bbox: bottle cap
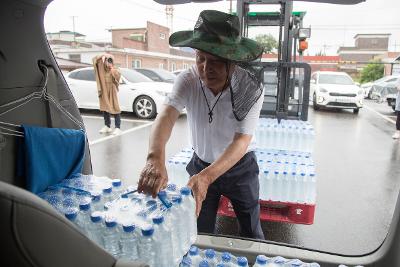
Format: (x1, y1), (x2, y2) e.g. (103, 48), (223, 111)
(199, 260), (209, 267)
(180, 187), (191, 196)
(237, 257), (248, 266)
(90, 211), (103, 222)
(172, 195), (182, 204)
(122, 224), (135, 232)
(112, 179), (122, 187)
(105, 217), (117, 227)
(205, 249), (215, 259)
(188, 246), (199, 256)
(256, 255), (268, 264)
(152, 215), (164, 224)
(103, 187), (112, 194)
(167, 184), (177, 191)
(146, 200), (157, 207)
(79, 202), (91, 211)
(141, 226), (154, 236)
(273, 256), (286, 264)
(221, 252), (231, 262)
(64, 210), (78, 220)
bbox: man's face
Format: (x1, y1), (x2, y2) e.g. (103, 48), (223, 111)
(196, 50), (230, 91)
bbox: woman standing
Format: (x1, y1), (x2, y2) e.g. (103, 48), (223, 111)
(93, 54), (122, 135)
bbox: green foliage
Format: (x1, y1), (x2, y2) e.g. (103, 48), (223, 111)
(254, 34), (278, 53)
(360, 61), (384, 84)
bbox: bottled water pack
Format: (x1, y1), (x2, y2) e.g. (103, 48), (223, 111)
(255, 149), (316, 204)
(180, 246), (249, 267)
(39, 175), (197, 267)
(255, 118), (315, 153)
(252, 255), (320, 267)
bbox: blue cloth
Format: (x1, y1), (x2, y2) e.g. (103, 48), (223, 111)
(17, 125), (86, 194)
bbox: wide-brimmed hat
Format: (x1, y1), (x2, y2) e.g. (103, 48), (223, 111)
(169, 10), (264, 62)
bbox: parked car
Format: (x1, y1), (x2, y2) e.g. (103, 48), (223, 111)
(173, 69), (186, 76)
(65, 67), (173, 119)
(310, 71), (364, 113)
(135, 68), (176, 83)
(369, 76), (400, 102)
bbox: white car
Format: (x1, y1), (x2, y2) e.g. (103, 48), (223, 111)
(310, 71), (364, 114)
(65, 67), (173, 119)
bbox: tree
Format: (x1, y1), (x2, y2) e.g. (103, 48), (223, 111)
(254, 34), (278, 53)
(360, 61), (384, 84)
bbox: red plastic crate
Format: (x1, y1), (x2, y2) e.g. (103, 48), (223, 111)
(217, 196), (315, 225)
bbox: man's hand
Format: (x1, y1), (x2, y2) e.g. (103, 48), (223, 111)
(187, 173), (213, 217)
(138, 158), (168, 198)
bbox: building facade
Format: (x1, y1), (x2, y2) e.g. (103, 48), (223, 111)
(48, 22), (195, 73)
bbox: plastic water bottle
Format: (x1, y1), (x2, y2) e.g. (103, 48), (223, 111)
(271, 256), (288, 266)
(152, 215), (174, 267)
(76, 201), (91, 234)
(112, 179), (123, 198)
(139, 226), (156, 267)
(88, 211), (104, 246)
(119, 224), (139, 261)
(91, 191), (103, 211)
(204, 249), (217, 266)
(102, 186), (113, 204)
(102, 217), (120, 256)
(180, 187), (197, 244)
(187, 246), (203, 266)
(237, 257), (249, 267)
(172, 195), (187, 255)
(253, 255), (269, 266)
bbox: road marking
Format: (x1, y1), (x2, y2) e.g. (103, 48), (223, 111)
(364, 105), (396, 124)
(81, 114), (152, 123)
(89, 122), (153, 145)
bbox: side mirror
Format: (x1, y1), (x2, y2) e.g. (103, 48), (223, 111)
(310, 79), (316, 84)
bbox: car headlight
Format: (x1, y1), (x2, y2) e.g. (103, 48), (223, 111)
(319, 87), (328, 93)
(156, 90), (169, 97)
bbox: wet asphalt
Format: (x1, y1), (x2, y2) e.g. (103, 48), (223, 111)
(81, 100), (400, 256)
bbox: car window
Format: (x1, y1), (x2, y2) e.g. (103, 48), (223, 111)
(44, 0), (400, 261)
(152, 69), (176, 81)
(74, 69), (96, 81)
(318, 74), (354, 85)
(136, 69), (162, 81)
(119, 68), (153, 83)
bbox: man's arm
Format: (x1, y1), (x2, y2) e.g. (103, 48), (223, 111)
(187, 132), (252, 215)
(138, 105), (180, 197)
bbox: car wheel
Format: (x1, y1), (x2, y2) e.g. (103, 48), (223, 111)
(353, 108), (360, 114)
(313, 93), (320, 110)
(133, 95), (156, 119)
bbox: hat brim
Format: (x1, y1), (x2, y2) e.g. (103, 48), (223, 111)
(169, 30), (264, 62)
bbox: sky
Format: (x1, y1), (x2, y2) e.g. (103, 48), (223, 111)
(44, 0), (400, 55)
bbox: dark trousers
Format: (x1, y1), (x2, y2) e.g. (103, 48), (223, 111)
(103, 112), (121, 128)
(186, 151), (264, 239)
(396, 111), (400, 131)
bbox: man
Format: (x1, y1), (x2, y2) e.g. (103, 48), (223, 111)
(93, 54), (122, 135)
(138, 10), (265, 239)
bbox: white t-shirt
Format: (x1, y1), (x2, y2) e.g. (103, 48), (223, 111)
(165, 65), (264, 163)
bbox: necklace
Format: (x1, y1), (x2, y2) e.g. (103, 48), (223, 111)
(199, 78), (223, 123)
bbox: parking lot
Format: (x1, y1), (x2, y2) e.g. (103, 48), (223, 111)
(82, 99), (399, 255)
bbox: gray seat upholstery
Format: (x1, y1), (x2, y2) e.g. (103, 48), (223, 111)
(0, 181), (148, 267)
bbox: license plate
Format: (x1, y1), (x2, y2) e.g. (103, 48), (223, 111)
(336, 97), (353, 103)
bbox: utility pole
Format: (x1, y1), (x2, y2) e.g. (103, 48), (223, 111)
(166, 5), (174, 34)
(71, 16), (78, 45)
(229, 0), (232, 14)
